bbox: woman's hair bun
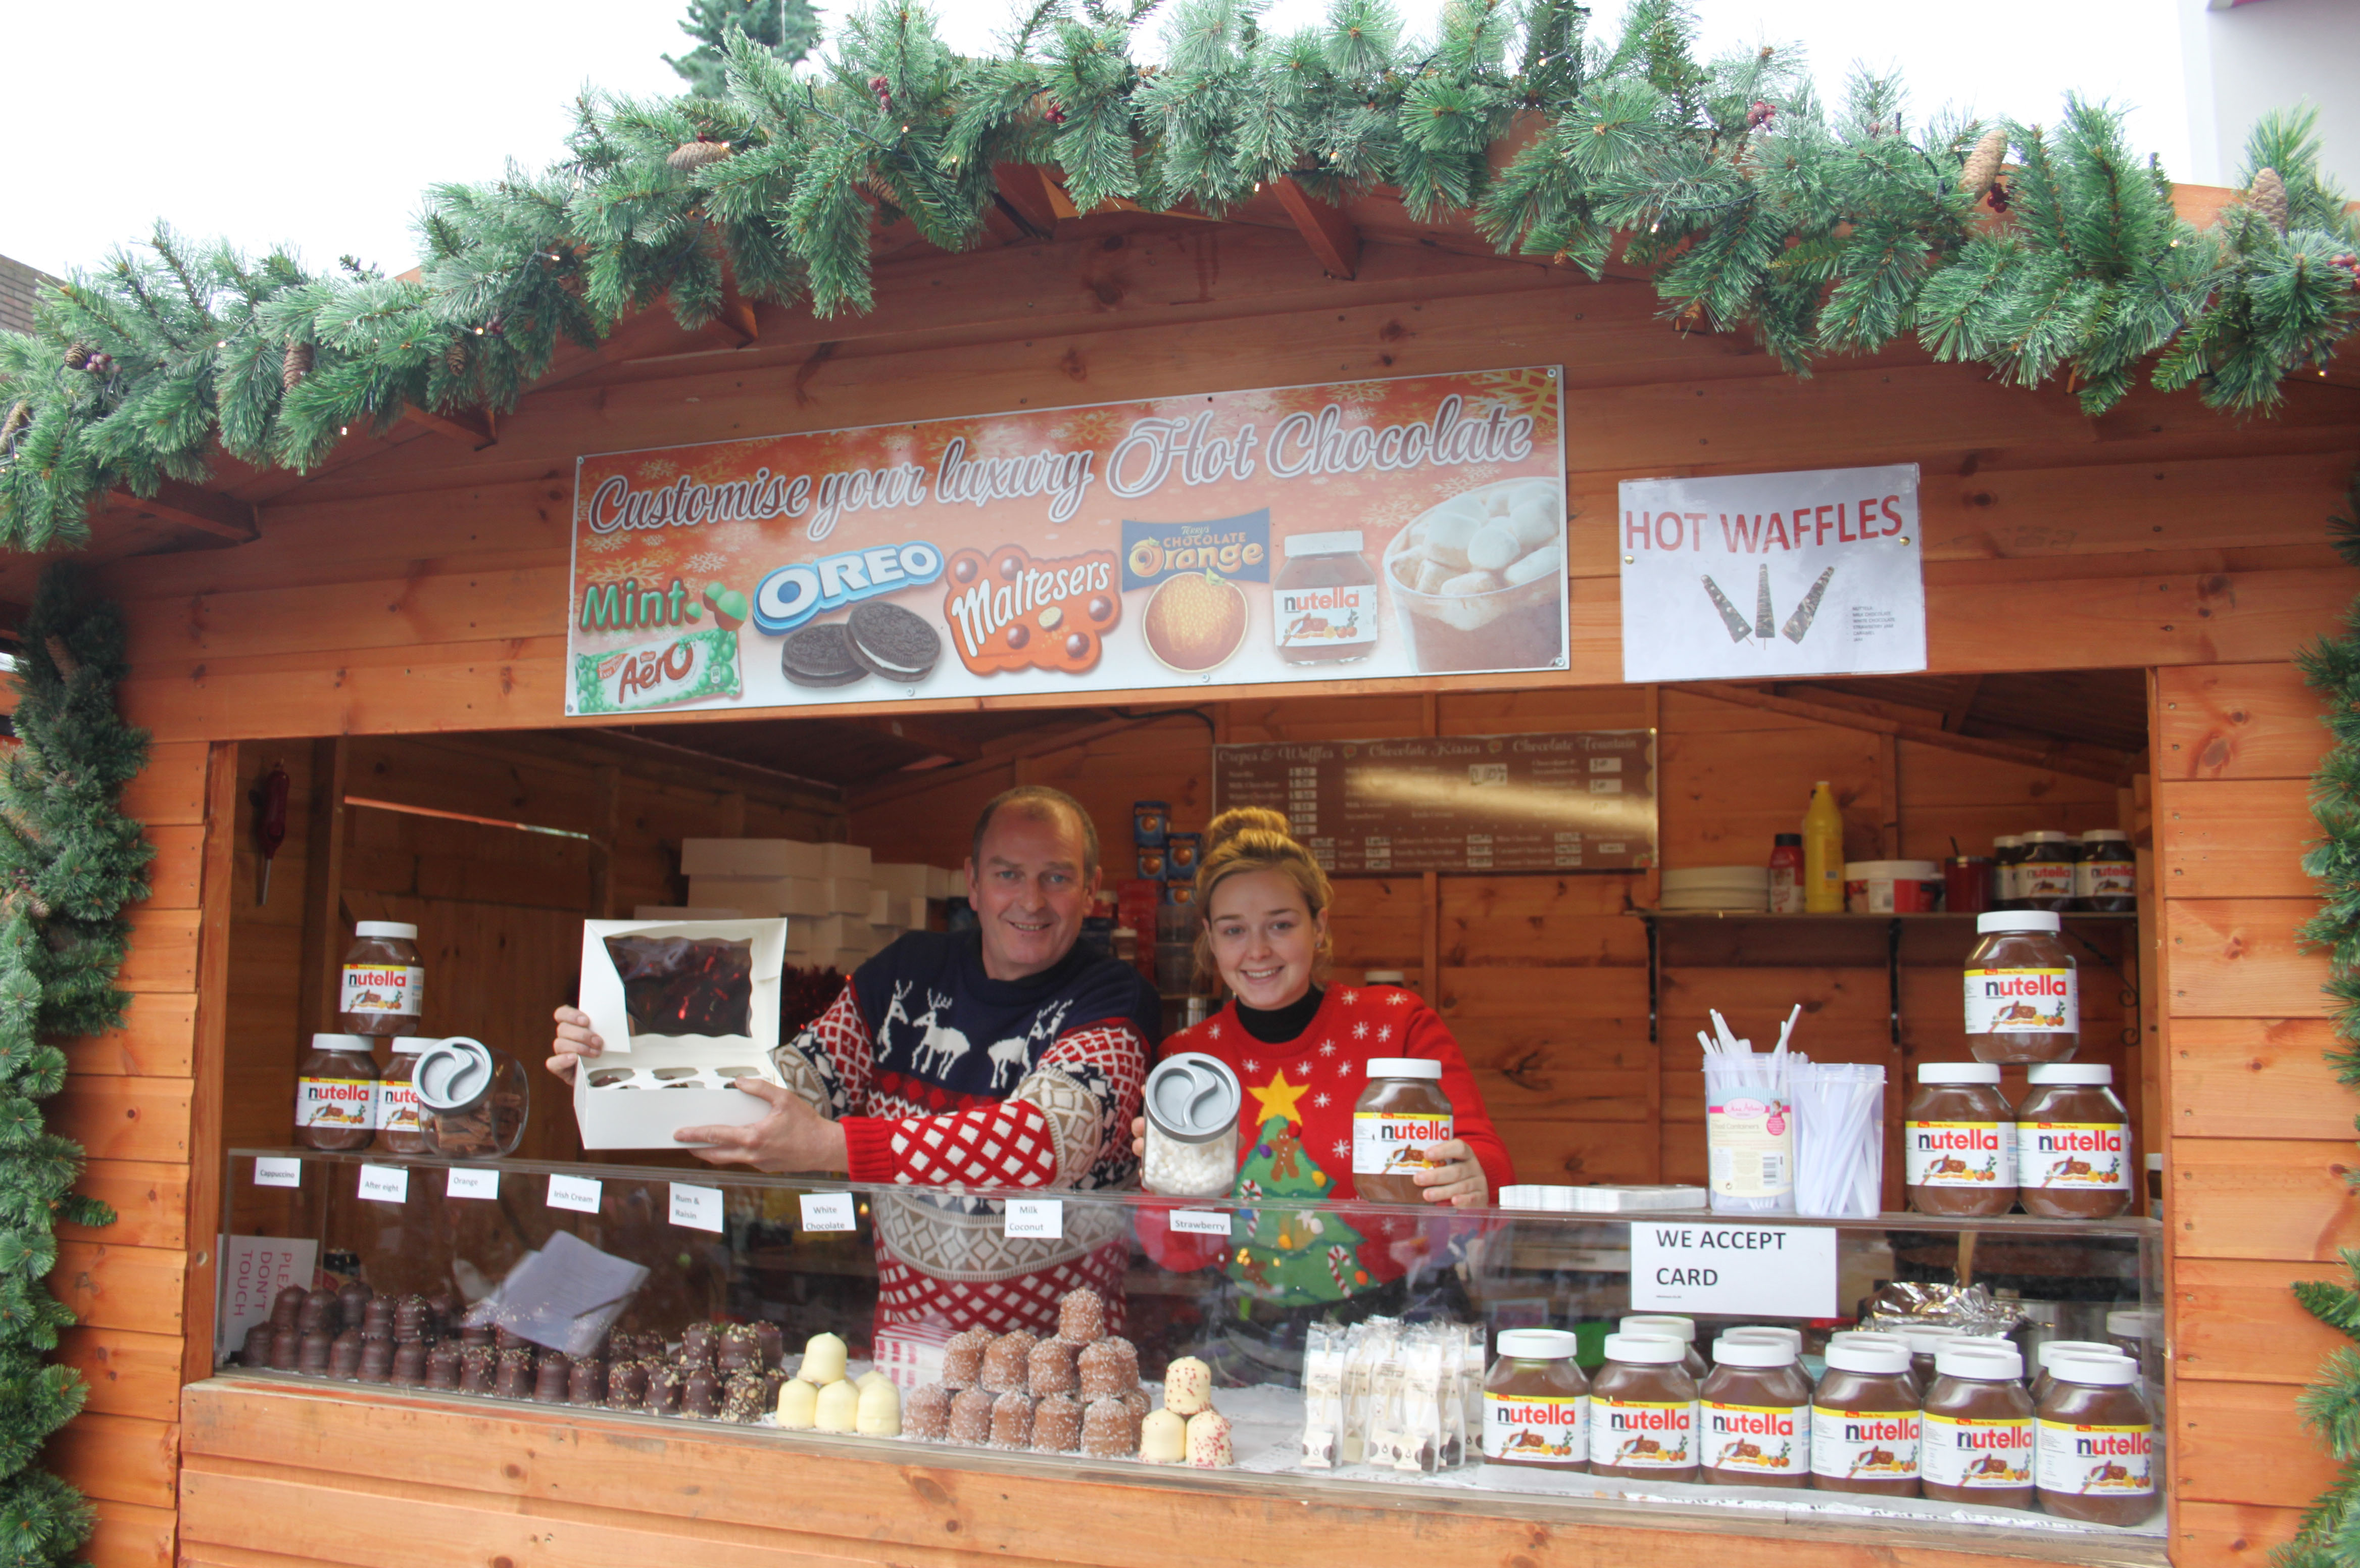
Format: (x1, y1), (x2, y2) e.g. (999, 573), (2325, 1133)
(1203, 806), (1293, 858)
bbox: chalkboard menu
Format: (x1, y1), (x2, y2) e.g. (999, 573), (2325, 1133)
(1212, 731), (1656, 874)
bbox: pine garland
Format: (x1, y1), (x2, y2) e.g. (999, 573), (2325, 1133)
(0, 565), (152, 1568)
(0, 0), (2350, 551)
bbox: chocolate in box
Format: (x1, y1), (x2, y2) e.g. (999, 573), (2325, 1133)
(574, 917), (788, 1149)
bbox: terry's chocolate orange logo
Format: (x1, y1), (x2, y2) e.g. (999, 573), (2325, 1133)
(943, 546), (1119, 675)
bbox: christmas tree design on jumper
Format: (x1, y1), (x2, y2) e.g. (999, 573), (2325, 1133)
(1232, 1070), (1370, 1304)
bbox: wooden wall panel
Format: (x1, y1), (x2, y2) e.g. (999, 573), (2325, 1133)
(2172, 1017), (2353, 1141)
(56, 1327), (185, 1423)
(2174, 1503), (2308, 1568)
(2176, 1380), (2341, 1508)
(2175, 1257), (2353, 1385)
(2166, 897), (2327, 1017)
(46, 1412), (180, 1510)
(2156, 663), (2333, 781)
(2158, 779), (2314, 899)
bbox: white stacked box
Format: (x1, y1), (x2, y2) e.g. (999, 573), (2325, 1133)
(823, 876), (872, 915)
(868, 889), (894, 925)
(927, 866), (962, 900)
(871, 863), (930, 901)
(819, 842), (871, 879)
(831, 948), (873, 972)
(785, 914), (848, 955)
(632, 904), (746, 920)
(680, 839), (825, 879)
(687, 875), (829, 917)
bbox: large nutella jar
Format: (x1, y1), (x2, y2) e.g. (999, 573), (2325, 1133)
(1588, 1333), (1698, 1481)
(2030, 1342), (2129, 1404)
(1827, 1331), (1919, 1395)
(1481, 1329), (1588, 1471)
(1273, 530), (1379, 665)
(2075, 830), (2136, 913)
(1351, 1058), (1452, 1204)
(2036, 1354), (2157, 1526)
(374, 1037), (431, 1154)
(1811, 1339), (1921, 1496)
(340, 921), (425, 1036)
(2017, 831), (2078, 912)
(1964, 911), (2078, 1065)
(1922, 1343), (2036, 1509)
(2016, 1065), (2132, 1218)
(1620, 1314), (1708, 1380)
(1700, 1337), (1810, 1488)
(294, 1033), (379, 1151)
(1904, 1063), (2018, 1215)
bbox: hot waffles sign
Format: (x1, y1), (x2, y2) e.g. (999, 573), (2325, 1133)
(565, 369), (1567, 715)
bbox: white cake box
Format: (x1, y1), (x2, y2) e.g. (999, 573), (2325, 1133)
(823, 876), (871, 915)
(690, 874), (829, 918)
(819, 842), (871, 879)
(631, 904), (745, 920)
(871, 862), (930, 900)
(680, 838), (825, 879)
(575, 917), (787, 1150)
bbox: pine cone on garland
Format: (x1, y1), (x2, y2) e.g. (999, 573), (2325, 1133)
(282, 340), (313, 391)
(667, 137), (732, 173)
(2249, 166), (2289, 233)
(446, 336), (467, 374)
(1960, 128), (2009, 203)
(63, 345), (89, 370)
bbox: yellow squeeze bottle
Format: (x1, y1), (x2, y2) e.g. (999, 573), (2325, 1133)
(1802, 780), (1845, 913)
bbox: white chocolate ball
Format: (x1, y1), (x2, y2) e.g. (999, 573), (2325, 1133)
(1162, 1357), (1213, 1418)
(799, 1332), (849, 1386)
(814, 1377), (860, 1433)
(857, 1368), (891, 1393)
(855, 1377), (902, 1436)
(1140, 1408), (1187, 1464)
(775, 1377), (819, 1429)
(1465, 523), (1520, 573)
(1186, 1409), (1234, 1468)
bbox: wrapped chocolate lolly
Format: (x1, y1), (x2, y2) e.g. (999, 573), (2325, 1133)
(603, 936), (754, 1036)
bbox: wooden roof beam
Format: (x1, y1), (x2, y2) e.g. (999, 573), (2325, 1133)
(1272, 178), (1362, 279)
(856, 714), (987, 763)
(1684, 680), (2136, 786)
(103, 477), (257, 543)
(403, 403), (498, 450)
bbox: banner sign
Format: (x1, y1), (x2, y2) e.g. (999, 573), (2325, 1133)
(565, 368), (1567, 716)
(1616, 465), (1925, 684)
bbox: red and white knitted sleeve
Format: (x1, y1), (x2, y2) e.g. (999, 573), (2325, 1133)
(768, 978), (875, 1116)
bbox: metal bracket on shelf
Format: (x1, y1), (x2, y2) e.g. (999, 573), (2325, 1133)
(1645, 910), (1659, 1045)
(1887, 917), (1903, 1048)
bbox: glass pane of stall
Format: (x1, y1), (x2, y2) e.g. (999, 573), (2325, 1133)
(221, 1150), (2164, 1543)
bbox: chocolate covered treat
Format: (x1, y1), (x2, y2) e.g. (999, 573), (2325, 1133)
(1162, 1356), (1213, 1417)
(1058, 1288), (1107, 1345)
(645, 1365), (684, 1415)
(240, 1323), (275, 1367)
(330, 1330), (365, 1380)
(336, 1281), (373, 1333)
(391, 1341), (428, 1388)
(679, 1322), (717, 1365)
(1032, 1392), (1083, 1453)
(753, 1322), (784, 1371)
(722, 1370), (769, 1424)
(990, 1391), (1035, 1450)
(606, 1359), (650, 1410)
(682, 1366), (723, 1418)
(762, 1367), (791, 1408)
(942, 1328), (991, 1390)
(298, 1289), (338, 1335)
(568, 1357), (607, 1406)
(1080, 1396), (1138, 1458)
(270, 1327), (301, 1371)
(424, 1292), (458, 1339)
(1078, 1337), (1139, 1400)
(460, 1319), (495, 1348)
(496, 1325), (530, 1352)
(1116, 1387), (1150, 1426)
(299, 1329), (334, 1376)
(947, 1388), (995, 1446)
(395, 1294), (432, 1344)
(459, 1344), (496, 1393)
(906, 1382), (952, 1441)
(426, 1343), (462, 1390)
(271, 1284), (308, 1331)
(982, 1331), (1039, 1395)
(717, 1324), (760, 1376)
(495, 1347), (534, 1399)
(527, 1352), (567, 1402)
(1186, 1409), (1234, 1468)
(1028, 1336), (1080, 1397)
(359, 1338), (395, 1385)
(363, 1297), (397, 1342)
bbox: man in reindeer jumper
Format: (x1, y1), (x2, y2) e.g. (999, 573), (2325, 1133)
(548, 785), (1159, 1339)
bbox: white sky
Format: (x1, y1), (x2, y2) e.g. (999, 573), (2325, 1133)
(0, 1), (2188, 283)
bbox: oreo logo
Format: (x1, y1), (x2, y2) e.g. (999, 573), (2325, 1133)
(753, 543), (945, 634)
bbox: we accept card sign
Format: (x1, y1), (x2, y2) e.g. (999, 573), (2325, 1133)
(1617, 465), (1926, 684)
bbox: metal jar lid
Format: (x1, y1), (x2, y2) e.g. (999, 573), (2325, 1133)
(1143, 1052), (1241, 1146)
(413, 1037), (495, 1113)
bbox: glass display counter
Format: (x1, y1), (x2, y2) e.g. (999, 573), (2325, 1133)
(218, 1149), (2164, 1544)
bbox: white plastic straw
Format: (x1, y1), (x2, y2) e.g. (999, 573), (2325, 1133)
(1790, 1061), (1886, 1217)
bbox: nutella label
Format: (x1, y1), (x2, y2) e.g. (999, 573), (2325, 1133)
(1275, 582), (1376, 649)
(1810, 1407), (1921, 1483)
(2018, 856), (2075, 901)
(1590, 1398), (1696, 1470)
(2074, 857), (2135, 901)
(1963, 967), (2076, 1035)
(340, 963), (425, 1018)
(2035, 1419), (2154, 1496)
(1705, 1096), (1792, 1198)
(377, 1079), (420, 1137)
(2019, 1121), (2131, 1191)
(1702, 1401), (1807, 1477)
(1352, 1110), (1452, 1180)
(1923, 1412), (2034, 1488)
(296, 1076), (377, 1132)
(1482, 1392), (1586, 1463)
(1904, 1121), (2018, 1188)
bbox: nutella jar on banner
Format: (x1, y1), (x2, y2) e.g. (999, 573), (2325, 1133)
(1273, 531), (1378, 665)
(1588, 1334), (1698, 1481)
(1904, 1063), (2017, 1216)
(2016, 1064), (2132, 1219)
(340, 921), (425, 1036)
(2036, 1354), (2157, 1526)
(1351, 1058), (1452, 1204)
(1699, 1337), (1811, 1488)
(1963, 911), (2078, 1065)
(1481, 1329), (1588, 1471)
(2076, 829), (2137, 912)
(1810, 1339), (1921, 1496)
(1921, 1344), (2036, 1510)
